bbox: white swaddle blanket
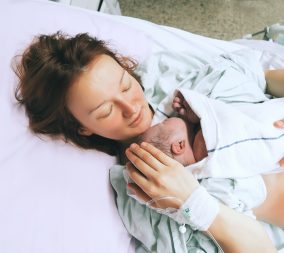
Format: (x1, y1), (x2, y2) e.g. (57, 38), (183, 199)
(177, 88), (284, 179)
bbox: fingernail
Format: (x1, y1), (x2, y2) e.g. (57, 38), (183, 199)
(141, 142), (147, 147)
(130, 143), (138, 149)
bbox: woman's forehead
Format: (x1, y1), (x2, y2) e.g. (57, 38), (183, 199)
(67, 55), (123, 111)
(81, 55), (122, 85)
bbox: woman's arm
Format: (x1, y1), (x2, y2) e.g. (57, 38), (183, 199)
(126, 142), (277, 253)
(265, 69), (284, 97)
(209, 204), (276, 253)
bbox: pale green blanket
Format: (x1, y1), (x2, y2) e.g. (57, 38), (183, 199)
(111, 165), (219, 253)
(110, 49), (283, 252)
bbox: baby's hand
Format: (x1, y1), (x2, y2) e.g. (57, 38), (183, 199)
(172, 91), (199, 123)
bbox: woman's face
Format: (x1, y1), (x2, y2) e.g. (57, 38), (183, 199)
(67, 54), (153, 141)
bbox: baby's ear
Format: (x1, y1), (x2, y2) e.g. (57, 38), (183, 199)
(171, 140), (186, 155)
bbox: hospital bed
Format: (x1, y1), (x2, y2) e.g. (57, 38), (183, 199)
(0, 0), (283, 252)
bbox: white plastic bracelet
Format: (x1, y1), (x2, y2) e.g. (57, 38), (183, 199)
(171, 186), (220, 231)
(124, 167), (219, 231)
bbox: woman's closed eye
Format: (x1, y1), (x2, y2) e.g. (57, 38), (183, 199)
(97, 104), (113, 119)
(121, 75), (132, 92)
(122, 83), (131, 92)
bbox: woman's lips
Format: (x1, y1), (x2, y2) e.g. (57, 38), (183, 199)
(129, 108), (143, 127)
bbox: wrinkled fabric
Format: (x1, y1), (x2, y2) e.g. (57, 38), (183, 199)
(111, 165), (220, 253)
(175, 89), (284, 178)
(110, 49), (281, 252)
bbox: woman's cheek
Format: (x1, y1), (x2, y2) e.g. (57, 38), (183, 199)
(106, 115), (123, 130)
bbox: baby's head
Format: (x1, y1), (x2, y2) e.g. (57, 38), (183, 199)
(136, 117), (196, 166)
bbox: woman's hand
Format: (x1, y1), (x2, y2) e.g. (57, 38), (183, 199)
(274, 119), (284, 166)
(125, 143), (277, 253)
(125, 142), (199, 209)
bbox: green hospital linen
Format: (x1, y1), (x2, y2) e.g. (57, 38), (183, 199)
(110, 165), (219, 253)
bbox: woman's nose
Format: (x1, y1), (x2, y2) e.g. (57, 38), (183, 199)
(121, 101), (137, 118)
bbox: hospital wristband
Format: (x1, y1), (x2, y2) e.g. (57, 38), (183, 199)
(175, 186), (220, 231)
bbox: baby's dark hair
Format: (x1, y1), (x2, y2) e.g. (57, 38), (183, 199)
(14, 31), (139, 155)
(135, 127), (173, 158)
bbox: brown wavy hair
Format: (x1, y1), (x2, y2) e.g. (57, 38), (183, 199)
(14, 31), (140, 155)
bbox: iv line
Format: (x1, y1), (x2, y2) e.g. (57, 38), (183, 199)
(146, 196), (224, 253)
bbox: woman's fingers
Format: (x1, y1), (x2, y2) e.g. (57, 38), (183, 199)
(126, 162), (150, 189)
(126, 143), (200, 208)
(127, 183), (167, 209)
(127, 183), (152, 203)
(140, 142), (177, 167)
(127, 143), (165, 171)
(274, 119), (284, 128)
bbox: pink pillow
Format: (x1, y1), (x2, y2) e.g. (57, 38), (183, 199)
(0, 1), (152, 252)
(0, 1), (248, 252)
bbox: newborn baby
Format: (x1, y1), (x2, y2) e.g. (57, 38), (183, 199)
(136, 91), (207, 166)
(136, 117), (206, 166)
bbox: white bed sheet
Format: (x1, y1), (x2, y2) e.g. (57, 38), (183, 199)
(0, 1), (283, 252)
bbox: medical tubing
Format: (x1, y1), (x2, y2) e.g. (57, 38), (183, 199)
(207, 231), (225, 253)
(146, 192), (224, 252)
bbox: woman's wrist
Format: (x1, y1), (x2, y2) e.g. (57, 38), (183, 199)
(170, 186), (220, 231)
(177, 180), (200, 208)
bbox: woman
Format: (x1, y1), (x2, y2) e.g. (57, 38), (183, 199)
(14, 32), (284, 252)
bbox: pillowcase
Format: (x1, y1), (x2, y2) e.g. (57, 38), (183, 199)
(0, 1), (152, 252)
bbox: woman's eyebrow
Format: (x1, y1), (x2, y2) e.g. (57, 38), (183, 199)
(88, 69), (125, 114)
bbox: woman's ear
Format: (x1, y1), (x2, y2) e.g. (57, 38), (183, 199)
(171, 140), (186, 155)
(78, 127), (93, 136)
